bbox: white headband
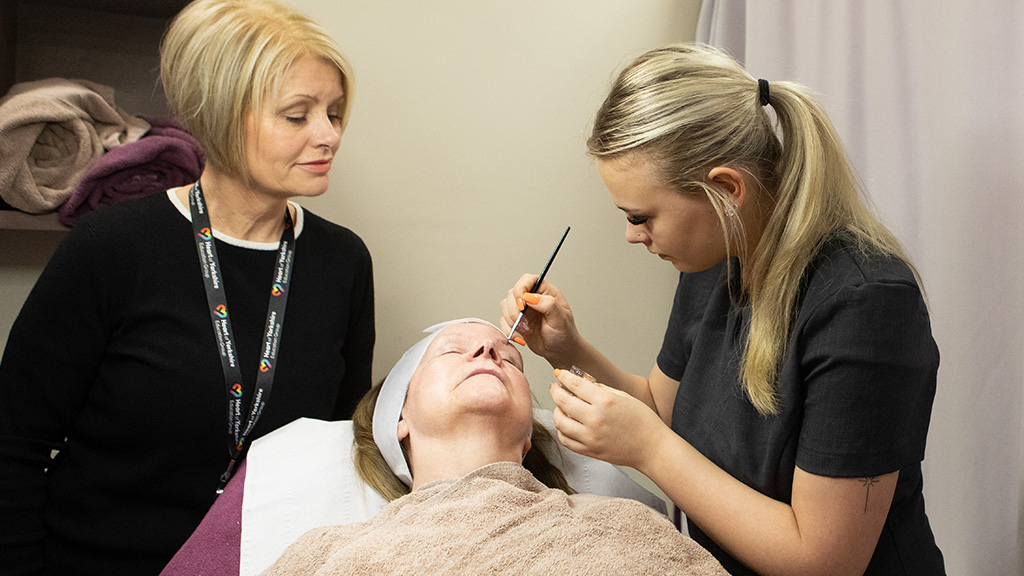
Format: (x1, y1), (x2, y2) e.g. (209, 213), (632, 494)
(372, 317), (501, 486)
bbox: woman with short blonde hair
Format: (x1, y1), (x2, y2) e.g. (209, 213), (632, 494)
(160, 0), (354, 181)
(0, 1), (373, 573)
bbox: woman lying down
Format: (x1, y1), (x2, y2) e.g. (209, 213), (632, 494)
(260, 318), (726, 575)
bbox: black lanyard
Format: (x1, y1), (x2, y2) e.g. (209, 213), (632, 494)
(188, 181), (295, 494)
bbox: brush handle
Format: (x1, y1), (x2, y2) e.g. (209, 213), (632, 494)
(506, 226), (570, 341)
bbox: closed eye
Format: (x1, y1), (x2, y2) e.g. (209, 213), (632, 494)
(626, 214), (648, 225)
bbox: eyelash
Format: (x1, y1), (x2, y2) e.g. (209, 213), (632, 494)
(445, 349), (521, 369)
(626, 214), (648, 226)
(285, 114), (342, 125)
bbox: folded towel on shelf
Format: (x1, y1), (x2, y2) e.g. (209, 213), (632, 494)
(59, 117), (205, 226)
(0, 78), (150, 214)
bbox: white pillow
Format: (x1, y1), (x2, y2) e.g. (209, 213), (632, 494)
(240, 411), (666, 576)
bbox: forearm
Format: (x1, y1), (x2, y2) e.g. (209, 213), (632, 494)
(557, 338), (658, 411)
(638, 428), (880, 576)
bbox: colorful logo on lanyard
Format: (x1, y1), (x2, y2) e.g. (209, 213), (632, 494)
(198, 227), (212, 241)
(214, 304), (228, 318)
(230, 383), (243, 398)
(271, 283), (285, 297)
(260, 359), (272, 373)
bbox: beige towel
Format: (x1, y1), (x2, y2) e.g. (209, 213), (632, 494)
(0, 78), (150, 213)
(260, 462), (727, 576)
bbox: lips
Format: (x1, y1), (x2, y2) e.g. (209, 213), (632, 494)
(465, 367), (503, 382)
(299, 159), (332, 173)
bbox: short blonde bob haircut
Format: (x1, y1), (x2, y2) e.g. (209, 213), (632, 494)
(160, 0), (353, 180)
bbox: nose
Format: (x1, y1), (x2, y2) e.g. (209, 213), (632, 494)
(626, 225), (647, 245)
(313, 112), (342, 150)
(471, 339), (503, 365)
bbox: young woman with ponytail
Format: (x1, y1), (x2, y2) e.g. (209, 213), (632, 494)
(500, 44), (944, 575)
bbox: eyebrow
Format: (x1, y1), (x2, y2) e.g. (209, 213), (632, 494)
(278, 96), (321, 107)
(278, 93), (344, 107)
(434, 333), (524, 366)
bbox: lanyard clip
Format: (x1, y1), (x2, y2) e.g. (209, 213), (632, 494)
(215, 458), (239, 495)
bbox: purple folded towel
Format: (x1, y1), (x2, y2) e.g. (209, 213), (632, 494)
(159, 460), (245, 576)
(59, 117), (205, 226)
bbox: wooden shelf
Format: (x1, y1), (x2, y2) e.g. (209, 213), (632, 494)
(31, 0), (187, 19)
(0, 211), (67, 231)
(0, 0), (187, 231)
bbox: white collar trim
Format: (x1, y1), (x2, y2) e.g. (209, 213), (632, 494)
(166, 189), (305, 250)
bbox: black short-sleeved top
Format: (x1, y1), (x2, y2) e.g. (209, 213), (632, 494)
(0, 191), (375, 575)
(657, 235), (945, 575)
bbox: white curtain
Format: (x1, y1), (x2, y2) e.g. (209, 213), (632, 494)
(698, 2), (1024, 575)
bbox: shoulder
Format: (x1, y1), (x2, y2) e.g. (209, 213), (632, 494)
(806, 234), (918, 290)
(73, 191), (180, 238)
(60, 192), (182, 255)
(296, 208), (371, 266)
(800, 234), (923, 315)
(794, 234), (936, 365)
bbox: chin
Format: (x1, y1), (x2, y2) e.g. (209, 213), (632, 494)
(672, 258), (722, 273)
(294, 183), (330, 198)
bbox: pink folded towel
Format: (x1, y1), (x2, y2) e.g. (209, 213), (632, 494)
(58, 117), (205, 226)
(0, 78), (150, 213)
(261, 462), (727, 576)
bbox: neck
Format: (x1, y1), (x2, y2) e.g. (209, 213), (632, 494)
(191, 169), (292, 242)
(406, 419), (529, 490)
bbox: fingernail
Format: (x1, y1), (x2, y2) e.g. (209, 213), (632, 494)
(553, 368), (561, 376)
(513, 336), (526, 346)
(523, 293), (540, 305)
(516, 297), (524, 312)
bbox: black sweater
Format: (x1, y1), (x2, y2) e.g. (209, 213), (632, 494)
(0, 191), (374, 575)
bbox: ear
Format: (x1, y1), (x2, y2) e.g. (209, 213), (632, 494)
(707, 166), (748, 209)
(397, 410), (410, 442)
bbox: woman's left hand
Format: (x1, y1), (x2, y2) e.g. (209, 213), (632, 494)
(549, 368), (668, 469)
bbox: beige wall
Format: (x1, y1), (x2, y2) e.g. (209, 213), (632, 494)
(298, 0), (700, 404)
(0, 1), (700, 411)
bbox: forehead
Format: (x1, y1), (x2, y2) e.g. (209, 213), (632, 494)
(266, 57), (345, 105)
(599, 156), (676, 204)
(428, 323), (521, 357)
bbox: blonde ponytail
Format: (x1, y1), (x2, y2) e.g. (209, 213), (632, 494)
(588, 44), (914, 415)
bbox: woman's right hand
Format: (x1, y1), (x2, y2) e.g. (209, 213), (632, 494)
(499, 273), (582, 368)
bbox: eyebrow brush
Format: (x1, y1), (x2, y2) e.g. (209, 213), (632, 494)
(506, 226), (570, 342)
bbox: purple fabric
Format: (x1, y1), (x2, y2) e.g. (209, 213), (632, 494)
(160, 460), (245, 576)
(58, 117), (205, 226)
